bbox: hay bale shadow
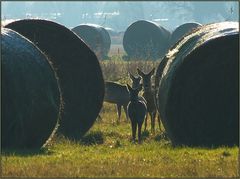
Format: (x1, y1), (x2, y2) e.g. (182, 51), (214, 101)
(1, 147), (54, 157)
(80, 131), (104, 146)
(154, 132), (169, 142)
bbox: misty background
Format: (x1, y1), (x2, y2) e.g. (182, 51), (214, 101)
(1, 1), (239, 32)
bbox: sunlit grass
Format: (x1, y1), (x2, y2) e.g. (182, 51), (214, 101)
(2, 103), (239, 177)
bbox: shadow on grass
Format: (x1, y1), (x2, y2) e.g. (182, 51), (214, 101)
(142, 130), (150, 141)
(79, 131), (104, 146)
(154, 132), (169, 142)
(1, 147), (54, 157)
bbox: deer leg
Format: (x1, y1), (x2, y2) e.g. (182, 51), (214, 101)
(150, 112), (156, 134)
(116, 104), (122, 124)
(131, 121), (137, 143)
(144, 114), (148, 131)
(138, 123), (143, 144)
(153, 111), (156, 134)
(150, 113), (153, 134)
(123, 104), (129, 121)
(157, 113), (162, 132)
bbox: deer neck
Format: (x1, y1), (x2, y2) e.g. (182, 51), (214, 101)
(143, 86), (153, 94)
(130, 96), (139, 103)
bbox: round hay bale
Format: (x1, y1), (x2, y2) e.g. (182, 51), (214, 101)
(5, 19), (105, 140)
(2, 28), (60, 149)
(170, 22), (202, 47)
(156, 22), (239, 147)
(123, 20), (171, 60)
(72, 24), (111, 60)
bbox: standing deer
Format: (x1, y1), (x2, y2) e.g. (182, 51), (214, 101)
(127, 84), (147, 143)
(103, 73), (142, 123)
(137, 68), (161, 133)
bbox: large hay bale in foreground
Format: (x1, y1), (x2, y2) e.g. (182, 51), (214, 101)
(123, 20), (171, 60)
(156, 22), (239, 147)
(169, 22), (202, 47)
(5, 19), (105, 140)
(72, 24), (111, 60)
(2, 28), (60, 149)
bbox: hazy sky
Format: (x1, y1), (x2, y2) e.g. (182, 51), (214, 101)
(1, 1), (239, 31)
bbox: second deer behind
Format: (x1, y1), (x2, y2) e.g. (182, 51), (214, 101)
(137, 67), (161, 133)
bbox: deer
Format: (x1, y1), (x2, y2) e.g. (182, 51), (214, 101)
(137, 68), (161, 134)
(127, 84), (147, 144)
(103, 72), (142, 124)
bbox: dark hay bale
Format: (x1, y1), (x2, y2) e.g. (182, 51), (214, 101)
(156, 22), (239, 147)
(123, 20), (171, 60)
(5, 19), (105, 140)
(72, 24), (111, 60)
(155, 57), (168, 100)
(169, 22), (202, 47)
(1, 28), (60, 149)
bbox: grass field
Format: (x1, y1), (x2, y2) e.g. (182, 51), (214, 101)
(1, 59), (239, 178)
(2, 103), (239, 178)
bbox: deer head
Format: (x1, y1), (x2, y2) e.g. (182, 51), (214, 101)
(129, 72), (141, 89)
(137, 68), (155, 91)
(127, 84), (142, 102)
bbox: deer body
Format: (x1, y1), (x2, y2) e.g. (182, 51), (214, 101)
(104, 81), (129, 122)
(127, 84), (147, 143)
(104, 82), (129, 104)
(143, 90), (156, 113)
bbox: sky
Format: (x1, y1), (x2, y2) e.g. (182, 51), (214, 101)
(1, 1), (239, 31)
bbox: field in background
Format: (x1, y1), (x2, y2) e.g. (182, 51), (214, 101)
(100, 59), (159, 84)
(108, 44), (126, 57)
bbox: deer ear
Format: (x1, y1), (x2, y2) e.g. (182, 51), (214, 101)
(129, 72), (134, 80)
(137, 68), (144, 77)
(126, 84), (132, 92)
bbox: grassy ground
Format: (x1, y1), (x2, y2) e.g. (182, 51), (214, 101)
(2, 102), (239, 177)
(1, 59), (239, 178)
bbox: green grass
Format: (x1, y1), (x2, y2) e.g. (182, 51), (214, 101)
(2, 103), (239, 177)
